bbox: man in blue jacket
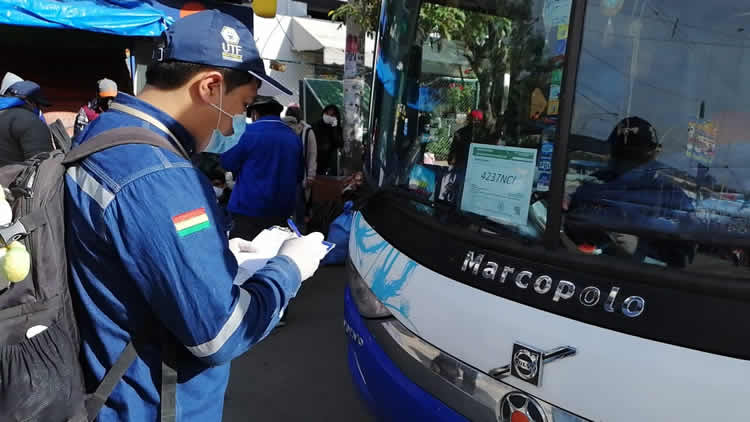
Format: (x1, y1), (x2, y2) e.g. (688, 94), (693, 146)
(222, 96), (304, 239)
(65, 10), (328, 422)
(566, 116), (695, 267)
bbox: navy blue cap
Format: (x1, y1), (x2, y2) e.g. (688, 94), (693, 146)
(6, 81), (51, 106)
(156, 10), (292, 96)
(247, 95), (283, 114)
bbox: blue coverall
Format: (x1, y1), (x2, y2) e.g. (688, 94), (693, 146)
(65, 93), (302, 421)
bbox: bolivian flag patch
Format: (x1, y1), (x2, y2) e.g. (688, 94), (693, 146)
(173, 208), (210, 237)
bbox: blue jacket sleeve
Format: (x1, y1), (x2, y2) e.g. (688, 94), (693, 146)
(103, 166), (302, 366)
(220, 132), (252, 173)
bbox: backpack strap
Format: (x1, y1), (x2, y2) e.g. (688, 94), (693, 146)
(85, 333), (178, 422)
(49, 119), (72, 153)
(0, 209), (48, 247)
(1, 128), (189, 245)
(67, 127), (186, 421)
(63, 127), (188, 165)
(85, 342), (138, 420)
(160, 327), (178, 422)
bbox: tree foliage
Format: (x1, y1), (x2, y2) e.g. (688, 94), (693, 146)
(331, 0), (465, 41)
(329, 0), (381, 35)
(332, 0), (548, 135)
(417, 3), (465, 44)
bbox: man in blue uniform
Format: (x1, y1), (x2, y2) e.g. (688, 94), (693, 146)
(222, 96), (304, 240)
(65, 10), (329, 421)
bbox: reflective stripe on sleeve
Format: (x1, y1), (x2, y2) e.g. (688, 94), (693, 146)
(185, 288), (252, 357)
(66, 166), (115, 209)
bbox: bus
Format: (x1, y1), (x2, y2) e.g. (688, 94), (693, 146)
(343, 0), (750, 421)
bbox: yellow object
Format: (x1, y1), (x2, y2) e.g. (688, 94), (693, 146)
(270, 60), (287, 72)
(547, 99), (560, 115)
(529, 88), (547, 118)
(0, 247), (7, 285)
(7, 241), (24, 250)
(253, 0), (277, 18)
(1, 242), (30, 283)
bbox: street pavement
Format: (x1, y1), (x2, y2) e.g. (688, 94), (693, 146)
(223, 265), (375, 422)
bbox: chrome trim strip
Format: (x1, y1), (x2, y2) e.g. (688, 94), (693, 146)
(369, 317), (590, 422)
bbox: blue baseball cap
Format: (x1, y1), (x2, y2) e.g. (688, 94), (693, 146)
(155, 10), (292, 96)
(6, 81), (51, 106)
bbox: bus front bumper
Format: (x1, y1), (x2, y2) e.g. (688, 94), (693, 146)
(344, 286), (469, 421)
(344, 285), (590, 422)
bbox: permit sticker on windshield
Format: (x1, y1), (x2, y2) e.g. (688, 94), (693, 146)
(460, 144), (537, 227)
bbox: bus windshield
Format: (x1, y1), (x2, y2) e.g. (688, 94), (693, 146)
(367, 0), (750, 279)
(369, 0), (573, 244)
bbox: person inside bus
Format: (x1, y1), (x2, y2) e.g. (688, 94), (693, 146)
(438, 110), (491, 205)
(566, 116), (696, 267)
(448, 109), (485, 168)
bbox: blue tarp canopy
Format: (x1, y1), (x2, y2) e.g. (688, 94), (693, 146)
(0, 0), (171, 36)
(151, 0), (253, 30)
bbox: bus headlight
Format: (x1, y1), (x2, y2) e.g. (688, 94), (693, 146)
(347, 258), (392, 318)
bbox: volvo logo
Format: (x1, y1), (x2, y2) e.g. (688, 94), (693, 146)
(490, 343), (576, 387)
(512, 345), (541, 383)
(460, 251), (646, 317)
(497, 392), (547, 422)
(343, 319), (364, 346)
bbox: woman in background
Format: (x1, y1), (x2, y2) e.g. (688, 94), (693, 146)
(312, 104), (343, 176)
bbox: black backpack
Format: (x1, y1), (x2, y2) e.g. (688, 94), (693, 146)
(0, 127), (183, 422)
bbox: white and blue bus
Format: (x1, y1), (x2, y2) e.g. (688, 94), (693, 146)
(343, 0), (750, 421)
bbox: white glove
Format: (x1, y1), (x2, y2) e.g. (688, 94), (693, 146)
(225, 172), (236, 190)
(228, 237), (258, 257)
(278, 232), (328, 281)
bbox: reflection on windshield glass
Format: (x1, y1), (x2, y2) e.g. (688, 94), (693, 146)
(370, 0), (572, 242)
(368, 0), (750, 277)
(564, 0), (750, 276)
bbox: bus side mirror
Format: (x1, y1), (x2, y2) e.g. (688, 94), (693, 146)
(253, 0), (276, 18)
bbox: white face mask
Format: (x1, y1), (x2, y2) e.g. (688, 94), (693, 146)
(323, 114), (338, 127)
(213, 186), (224, 197)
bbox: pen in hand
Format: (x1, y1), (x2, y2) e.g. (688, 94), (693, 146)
(287, 218), (303, 237)
(287, 218), (336, 252)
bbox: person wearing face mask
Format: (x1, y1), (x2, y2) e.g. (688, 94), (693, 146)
(64, 11), (329, 422)
(0, 80), (53, 167)
(313, 104), (343, 175)
(221, 96), (304, 240)
(200, 164), (232, 207)
(73, 78), (118, 137)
